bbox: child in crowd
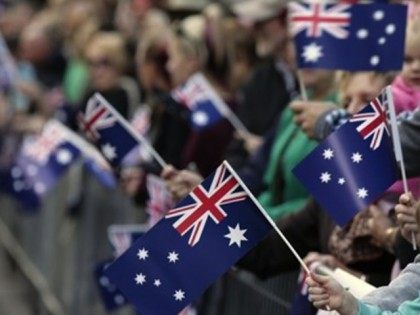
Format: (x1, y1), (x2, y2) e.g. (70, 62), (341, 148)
(306, 194), (420, 314)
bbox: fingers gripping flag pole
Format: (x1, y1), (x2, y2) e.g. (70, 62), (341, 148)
(385, 86), (417, 250)
(94, 93), (167, 169)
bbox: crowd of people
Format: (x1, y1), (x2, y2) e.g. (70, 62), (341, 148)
(0, 0), (420, 314)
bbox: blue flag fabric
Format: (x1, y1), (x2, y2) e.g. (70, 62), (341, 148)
(0, 120), (81, 209)
(95, 259), (129, 311)
(105, 161), (273, 314)
(290, 1), (407, 70)
(293, 90), (399, 225)
(171, 73), (227, 130)
(79, 94), (139, 167)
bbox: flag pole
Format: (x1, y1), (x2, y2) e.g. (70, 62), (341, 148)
(94, 93), (167, 169)
(224, 161), (311, 274)
(385, 87), (416, 250)
(298, 70), (308, 101)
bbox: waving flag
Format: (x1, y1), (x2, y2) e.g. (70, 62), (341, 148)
(293, 88), (399, 225)
(171, 73), (247, 133)
(171, 73), (226, 130)
(79, 94), (139, 167)
(95, 259), (129, 312)
(290, 1), (407, 70)
(0, 120), (81, 209)
(145, 174), (174, 227)
(105, 161), (273, 314)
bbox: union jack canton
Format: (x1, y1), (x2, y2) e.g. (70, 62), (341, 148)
(350, 94), (389, 150)
(105, 161), (273, 314)
(79, 94), (139, 167)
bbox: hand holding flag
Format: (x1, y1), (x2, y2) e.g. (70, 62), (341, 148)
(79, 93), (166, 168)
(105, 161), (310, 314)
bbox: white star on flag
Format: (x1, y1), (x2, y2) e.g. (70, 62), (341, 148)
(357, 187), (368, 199)
(101, 143), (117, 160)
(351, 152), (363, 163)
(323, 148), (334, 160)
(26, 164), (38, 177)
(154, 279), (161, 287)
(302, 43), (323, 62)
(11, 166), (22, 178)
(56, 148), (73, 165)
(114, 295), (125, 305)
(13, 180), (24, 192)
(174, 289), (185, 301)
(137, 248), (149, 260)
(34, 182), (46, 194)
(167, 251), (179, 263)
(192, 111), (209, 127)
(224, 223), (248, 248)
(338, 178), (346, 185)
(135, 273), (146, 285)
(320, 172), (331, 183)
(99, 276), (110, 287)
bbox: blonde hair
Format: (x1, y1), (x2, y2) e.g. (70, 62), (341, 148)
(85, 32), (127, 72)
(172, 15), (208, 67)
(405, 18), (420, 52)
(336, 71), (396, 104)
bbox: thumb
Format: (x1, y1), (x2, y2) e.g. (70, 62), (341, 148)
(161, 165), (178, 180)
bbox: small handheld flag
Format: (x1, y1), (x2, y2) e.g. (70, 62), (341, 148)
(290, 1), (407, 70)
(0, 120), (81, 209)
(79, 94), (166, 168)
(293, 88), (399, 226)
(105, 161), (310, 314)
(172, 73), (249, 133)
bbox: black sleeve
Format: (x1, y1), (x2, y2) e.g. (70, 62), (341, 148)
(394, 231), (419, 269)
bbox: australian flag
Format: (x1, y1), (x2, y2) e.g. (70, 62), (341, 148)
(290, 1), (407, 70)
(0, 120), (81, 209)
(293, 89), (399, 226)
(78, 93), (139, 168)
(105, 161), (273, 314)
(95, 259), (130, 312)
(171, 73), (228, 130)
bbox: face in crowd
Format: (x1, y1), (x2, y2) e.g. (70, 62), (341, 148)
(340, 72), (389, 114)
(85, 32), (127, 91)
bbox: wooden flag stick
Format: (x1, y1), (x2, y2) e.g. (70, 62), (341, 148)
(298, 70), (308, 101)
(224, 161), (311, 274)
(94, 93), (167, 169)
(385, 87), (416, 250)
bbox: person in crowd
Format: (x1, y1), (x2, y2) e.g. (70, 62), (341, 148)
(306, 193), (420, 314)
(238, 71), (399, 288)
(61, 0), (99, 106)
(81, 31), (133, 118)
(226, 0), (297, 169)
